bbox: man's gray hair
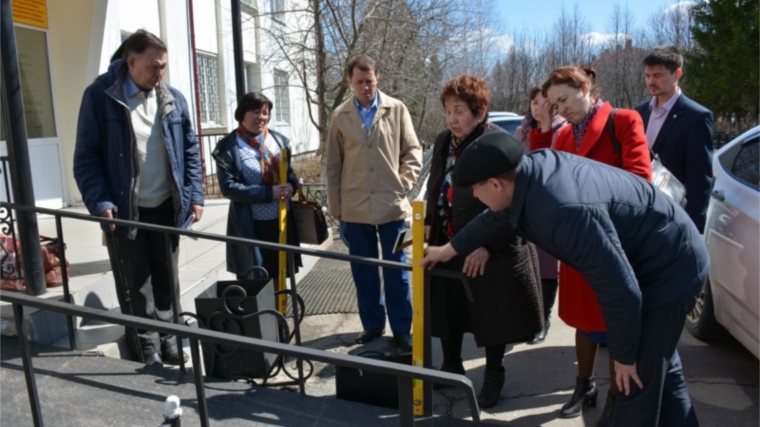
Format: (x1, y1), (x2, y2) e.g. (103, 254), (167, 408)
(121, 29), (167, 60)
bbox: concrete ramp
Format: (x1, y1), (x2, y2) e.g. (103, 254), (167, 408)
(1, 337), (476, 427)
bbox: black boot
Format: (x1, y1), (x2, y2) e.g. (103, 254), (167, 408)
(433, 362), (465, 390)
(594, 392), (616, 427)
(529, 318), (551, 344)
(477, 368), (505, 409)
(559, 376), (597, 418)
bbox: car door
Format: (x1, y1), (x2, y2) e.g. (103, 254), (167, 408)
(706, 132), (759, 356)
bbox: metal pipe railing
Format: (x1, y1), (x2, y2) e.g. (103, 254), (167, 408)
(1, 290), (481, 426)
(0, 201), (479, 426)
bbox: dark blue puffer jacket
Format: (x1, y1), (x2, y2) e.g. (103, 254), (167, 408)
(74, 60), (203, 237)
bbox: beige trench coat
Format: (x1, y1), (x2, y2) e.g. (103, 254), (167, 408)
(325, 91), (422, 225)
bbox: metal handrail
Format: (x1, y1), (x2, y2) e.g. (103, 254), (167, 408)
(0, 201), (480, 426)
(0, 291), (480, 427)
(2, 202), (410, 271)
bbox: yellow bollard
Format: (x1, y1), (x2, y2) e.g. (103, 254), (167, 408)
(277, 149), (288, 314)
(411, 200), (425, 415)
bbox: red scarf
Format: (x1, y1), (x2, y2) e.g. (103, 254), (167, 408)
(236, 125), (280, 184)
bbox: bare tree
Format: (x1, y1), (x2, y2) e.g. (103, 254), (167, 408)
(646, 1), (696, 51)
(258, 0), (495, 154)
(593, 3), (649, 108)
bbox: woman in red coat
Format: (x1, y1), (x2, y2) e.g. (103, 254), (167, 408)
(531, 66), (652, 427)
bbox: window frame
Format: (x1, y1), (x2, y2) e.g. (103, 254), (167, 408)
(195, 51), (222, 127)
(273, 70), (290, 125)
(270, 0), (286, 24)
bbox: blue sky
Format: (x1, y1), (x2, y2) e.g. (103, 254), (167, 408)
(495, 0), (694, 36)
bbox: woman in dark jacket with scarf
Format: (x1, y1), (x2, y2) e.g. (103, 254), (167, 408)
(425, 75), (544, 409)
(212, 92), (301, 282)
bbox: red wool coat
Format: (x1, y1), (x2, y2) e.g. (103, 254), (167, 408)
(529, 102), (652, 332)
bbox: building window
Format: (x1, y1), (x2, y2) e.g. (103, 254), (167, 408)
(245, 63), (261, 93)
(270, 0), (285, 22)
(196, 51), (221, 125)
(274, 70), (290, 124)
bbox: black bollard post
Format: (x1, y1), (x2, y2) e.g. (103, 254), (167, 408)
(0, 0), (47, 296)
(230, 0), (245, 102)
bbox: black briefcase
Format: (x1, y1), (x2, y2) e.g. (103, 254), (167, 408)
(335, 350), (412, 409)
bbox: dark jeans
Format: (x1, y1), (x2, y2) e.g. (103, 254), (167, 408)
(343, 220), (412, 334)
(614, 285), (702, 427)
(105, 199), (180, 360)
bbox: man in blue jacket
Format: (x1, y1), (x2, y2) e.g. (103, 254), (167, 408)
(636, 45), (713, 232)
(421, 133), (706, 426)
(74, 30), (204, 366)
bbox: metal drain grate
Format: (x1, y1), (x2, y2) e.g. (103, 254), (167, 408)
(287, 269), (358, 316)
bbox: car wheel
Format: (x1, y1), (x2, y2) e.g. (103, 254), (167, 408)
(686, 278), (725, 340)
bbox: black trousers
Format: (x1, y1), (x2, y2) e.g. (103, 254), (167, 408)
(105, 199), (180, 359)
(614, 284), (702, 427)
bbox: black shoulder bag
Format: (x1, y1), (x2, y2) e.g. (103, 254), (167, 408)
(606, 109), (687, 207)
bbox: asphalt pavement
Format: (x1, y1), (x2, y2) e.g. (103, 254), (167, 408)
(278, 239), (759, 427)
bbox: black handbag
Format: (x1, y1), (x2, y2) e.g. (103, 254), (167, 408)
(335, 349), (412, 409)
(293, 187), (329, 244)
(607, 109), (687, 207)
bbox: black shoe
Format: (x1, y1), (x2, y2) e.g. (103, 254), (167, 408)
(393, 333), (412, 351)
(162, 345), (189, 366)
(355, 329), (384, 344)
(477, 368), (505, 409)
(433, 362), (466, 390)
(144, 352), (163, 367)
(559, 376), (598, 418)
(529, 318), (550, 345)
(594, 392), (616, 427)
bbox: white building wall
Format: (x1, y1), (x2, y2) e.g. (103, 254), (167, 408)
(55, 0), (319, 208)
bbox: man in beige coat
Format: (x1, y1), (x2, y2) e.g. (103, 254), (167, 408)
(326, 55), (422, 350)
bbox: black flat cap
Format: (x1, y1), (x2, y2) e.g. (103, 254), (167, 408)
(452, 132), (524, 186)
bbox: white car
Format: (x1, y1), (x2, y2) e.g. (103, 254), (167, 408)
(686, 126), (759, 358)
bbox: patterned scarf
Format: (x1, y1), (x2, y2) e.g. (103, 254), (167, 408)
(571, 99), (604, 150)
(236, 125), (280, 185)
(437, 121), (502, 238)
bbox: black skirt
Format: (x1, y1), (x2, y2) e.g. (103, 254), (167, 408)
(430, 255), (474, 340)
(236, 217), (302, 282)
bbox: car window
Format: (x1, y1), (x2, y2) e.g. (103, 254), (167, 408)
(730, 137), (759, 189)
(493, 120), (521, 135)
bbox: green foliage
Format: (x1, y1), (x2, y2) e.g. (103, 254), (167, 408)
(684, 0), (759, 123)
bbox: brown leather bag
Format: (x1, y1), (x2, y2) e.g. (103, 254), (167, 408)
(293, 187), (329, 245)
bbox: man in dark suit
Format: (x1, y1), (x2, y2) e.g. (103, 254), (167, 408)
(421, 133), (706, 426)
(635, 45), (714, 232)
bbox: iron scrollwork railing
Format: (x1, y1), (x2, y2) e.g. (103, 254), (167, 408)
(0, 156), (20, 282)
